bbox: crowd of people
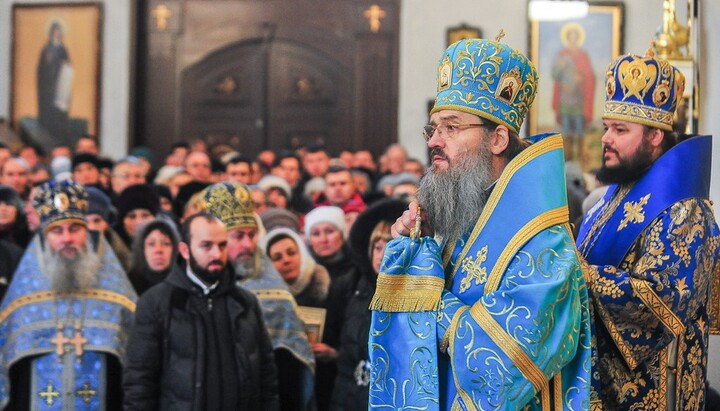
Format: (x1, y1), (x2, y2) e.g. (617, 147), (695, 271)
(0, 33), (719, 411)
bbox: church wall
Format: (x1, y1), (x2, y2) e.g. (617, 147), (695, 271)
(0, 0), (132, 159)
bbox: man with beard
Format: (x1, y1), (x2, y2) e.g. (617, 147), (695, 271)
(575, 51), (720, 410)
(371, 36), (591, 410)
(0, 180), (136, 410)
(123, 212), (279, 410)
(197, 182), (314, 411)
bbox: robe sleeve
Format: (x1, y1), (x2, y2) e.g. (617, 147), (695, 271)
(436, 227), (586, 409)
(584, 198), (719, 369)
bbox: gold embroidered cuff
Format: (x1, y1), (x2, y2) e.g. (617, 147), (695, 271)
(369, 274), (445, 312)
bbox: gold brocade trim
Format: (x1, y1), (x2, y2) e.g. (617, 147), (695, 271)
(629, 278), (686, 337)
(711, 257), (720, 334)
(553, 373), (563, 411)
(448, 306), (475, 409)
(369, 274), (444, 312)
(659, 346), (668, 410)
(252, 288), (299, 309)
(469, 302), (548, 395)
(603, 101), (673, 131)
(448, 134), (564, 283)
(542, 386), (550, 411)
(484, 206), (569, 294)
(0, 289), (136, 323)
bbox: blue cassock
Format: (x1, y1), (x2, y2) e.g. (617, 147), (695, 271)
(369, 133), (592, 410)
(0, 234), (136, 410)
(576, 135), (720, 411)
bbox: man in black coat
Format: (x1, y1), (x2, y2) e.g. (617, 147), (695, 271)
(123, 212), (279, 411)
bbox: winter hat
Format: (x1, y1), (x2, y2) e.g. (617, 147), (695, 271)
(304, 206), (346, 238)
(85, 186), (114, 222)
(260, 208), (300, 233)
(116, 184), (160, 221)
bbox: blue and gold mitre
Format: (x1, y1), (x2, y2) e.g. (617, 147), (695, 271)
(431, 35), (538, 134)
(32, 180), (88, 233)
(199, 181), (257, 231)
(603, 49), (685, 131)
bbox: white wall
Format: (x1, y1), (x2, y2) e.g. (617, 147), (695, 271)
(0, 0), (132, 159)
(399, 0), (720, 389)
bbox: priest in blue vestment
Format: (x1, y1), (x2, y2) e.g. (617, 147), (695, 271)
(0, 180), (137, 410)
(576, 49), (720, 410)
(369, 35), (592, 410)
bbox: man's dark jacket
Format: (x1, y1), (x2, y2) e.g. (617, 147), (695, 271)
(122, 265), (279, 411)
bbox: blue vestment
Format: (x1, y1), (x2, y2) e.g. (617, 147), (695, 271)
(576, 135), (720, 410)
(0, 234), (137, 410)
(370, 134), (592, 410)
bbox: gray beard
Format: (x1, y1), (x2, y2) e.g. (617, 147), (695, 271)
(44, 245), (100, 293)
(417, 142), (494, 242)
(232, 249), (260, 281)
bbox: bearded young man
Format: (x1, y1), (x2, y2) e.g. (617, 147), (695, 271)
(197, 182), (315, 411)
(123, 212), (278, 410)
(371, 36), (591, 410)
(0, 180), (136, 410)
(576, 51), (720, 411)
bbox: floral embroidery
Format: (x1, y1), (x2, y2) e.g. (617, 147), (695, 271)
(618, 193), (651, 231)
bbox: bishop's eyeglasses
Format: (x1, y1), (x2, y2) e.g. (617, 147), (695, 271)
(422, 123), (486, 142)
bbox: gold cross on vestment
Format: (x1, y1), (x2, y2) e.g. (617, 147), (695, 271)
(76, 382), (97, 404)
(39, 382), (60, 406)
(364, 4), (386, 33)
(152, 4), (172, 31)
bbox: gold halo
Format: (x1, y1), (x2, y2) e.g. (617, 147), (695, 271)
(560, 22), (586, 48)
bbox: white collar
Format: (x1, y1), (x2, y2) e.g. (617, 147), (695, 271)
(185, 265), (219, 295)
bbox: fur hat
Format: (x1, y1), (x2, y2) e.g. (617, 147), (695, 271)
(304, 206), (346, 238)
(116, 184), (160, 221)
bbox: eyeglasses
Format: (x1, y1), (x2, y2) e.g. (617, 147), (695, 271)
(422, 123), (486, 141)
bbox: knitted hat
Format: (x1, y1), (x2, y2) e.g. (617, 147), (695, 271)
(431, 35), (538, 133)
(33, 180), (88, 233)
(116, 184), (160, 221)
(258, 175), (292, 200)
(304, 206), (346, 238)
(85, 186), (113, 222)
(50, 156), (71, 178)
(260, 208), (300, 233)
(0, 185), (23, 211)
(71, 153), (99, 171)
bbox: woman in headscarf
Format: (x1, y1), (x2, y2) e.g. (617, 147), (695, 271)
(304, 206), (355, 282)
(261, 227), (330, 308)
(127, 218), (179, 295)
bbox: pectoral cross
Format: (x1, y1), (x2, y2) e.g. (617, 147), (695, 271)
(151, 4), (172, 31)
(51, 327), (72, 357)
(76, 382), (97, 404)
(39, 382), (60, 406)
(51, 324), (87, 357)
(363, 4), (386, 33)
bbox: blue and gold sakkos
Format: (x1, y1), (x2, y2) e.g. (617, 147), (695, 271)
(369, 133), (592, 410)
(576, 135), (720, 411)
